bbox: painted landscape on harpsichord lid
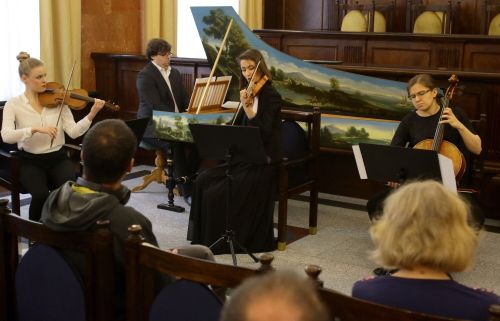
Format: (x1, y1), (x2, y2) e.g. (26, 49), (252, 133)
(191, 6), (411, 148)
(153, 111), (234, 143)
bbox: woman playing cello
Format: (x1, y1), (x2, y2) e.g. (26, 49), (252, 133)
(187, 48), (282, 254)
(1, 52), (105, 221)
(367, 74), (483, 226)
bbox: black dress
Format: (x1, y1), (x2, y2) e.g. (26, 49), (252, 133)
(187, 81), (282, 254)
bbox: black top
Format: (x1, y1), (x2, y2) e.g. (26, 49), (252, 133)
(353, 275), (500, 321)
(136, 62), (189, 138)
(233, 81), (283, 163)
(391, 106), (476, 181)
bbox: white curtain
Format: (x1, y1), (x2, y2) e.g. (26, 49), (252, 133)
(0, 0), (40, 101)
(143, 0), (178, 54)
(40, 0), (82, 89)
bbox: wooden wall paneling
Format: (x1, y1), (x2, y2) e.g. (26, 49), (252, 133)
(340, 39), (366, 64)
(117, 64), (142, 120)
(266, 0), (488, 34)
(263, 0), (284, 29)
(366, 40), (433, 68)
(433, 42), (463, 70)
(325, 0), (337, 30)
(463, 43), (500, 72)
(282, 37), (343, 60)
(485, 83), (500, 161)
(260, 35), (283, 51)
(283, 0), (326, 30)
(448, 79), (489, 121)
(93, 56), (118, 105)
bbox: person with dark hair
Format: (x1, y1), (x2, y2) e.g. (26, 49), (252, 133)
(187, 48), (282, 254)
(1, 51), (105, 220)
(136, 38), (197, 203)
(40, 119), (214, 321)
(220, 271), (330, 321)
(366, 74), (483, 224)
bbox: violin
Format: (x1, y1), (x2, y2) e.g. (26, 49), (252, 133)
(38, 82), (119, 111)
(413, 74), (466, 181)
(244, 75), (269, 107)
(230, 60), (269, 125)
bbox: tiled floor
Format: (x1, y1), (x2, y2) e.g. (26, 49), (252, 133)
(10, 165), (500, 295)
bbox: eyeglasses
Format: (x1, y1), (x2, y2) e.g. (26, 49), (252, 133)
(408, 89), (432, 99)
(159, 51), (173, 57)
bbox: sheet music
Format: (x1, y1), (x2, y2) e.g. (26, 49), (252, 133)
(438, 154), (457, 193)
(352, 145), (368, 179)
(188, 75), (232, 112)
(221, 101), (239, 109)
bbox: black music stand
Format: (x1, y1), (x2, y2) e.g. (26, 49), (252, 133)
(353, 143), (455, 189)
(189, 123), (267, 266)
(125, 117), (150, 146)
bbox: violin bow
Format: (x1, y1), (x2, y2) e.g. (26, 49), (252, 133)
(230, 59), (261, 126)
(195, 18), (233, 114)
(50, 60), (77, 148)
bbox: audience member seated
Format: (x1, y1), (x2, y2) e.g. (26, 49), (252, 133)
(353, 180), (500, 321)
(220, 271), (330, 321)
(40, 119), (214, 321)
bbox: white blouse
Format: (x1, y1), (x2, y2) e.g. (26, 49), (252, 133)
(1, 94), (92, 154)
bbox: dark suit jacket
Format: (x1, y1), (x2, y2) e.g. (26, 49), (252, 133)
(136, 61), (189, 138)
(234, 81), (283, 163)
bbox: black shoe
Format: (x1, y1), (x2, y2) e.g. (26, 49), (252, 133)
(183, 195), (192, 206)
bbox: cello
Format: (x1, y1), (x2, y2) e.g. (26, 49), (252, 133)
(413, 74), (466, 182)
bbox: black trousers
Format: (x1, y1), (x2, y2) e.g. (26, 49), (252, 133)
(19, 150), (76, 221)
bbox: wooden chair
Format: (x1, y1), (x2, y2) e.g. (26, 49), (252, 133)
(0, 201), (114, 321)
(277, 107), (320, 250)
(0, 146), (21, 215)
(335, 0), (395, 32)
(462, 113), (487, 190)
(483, 0), (500, 35)
(406, 0), (460, 34)
(304, 265), (500, 321)
(126, 225), (274, 321)
(0, 105), (21, 215)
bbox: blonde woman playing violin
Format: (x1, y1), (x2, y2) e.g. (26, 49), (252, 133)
(187, 49), (282, 254)
(1, 52), (105, 221)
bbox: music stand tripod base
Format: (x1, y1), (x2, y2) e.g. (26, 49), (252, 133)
(156, 140), (185, 213)
(157, 203), (185, 212)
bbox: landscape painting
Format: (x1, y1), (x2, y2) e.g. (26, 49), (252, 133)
(153, 111), (234, 143)
(319, 114), (399, 148)
(190, 6), (411, 146)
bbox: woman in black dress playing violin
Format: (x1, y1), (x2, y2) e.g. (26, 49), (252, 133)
(187, 49), (282, 254)
(1, 52), (105, 220)
(367, 74), (482, 223)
